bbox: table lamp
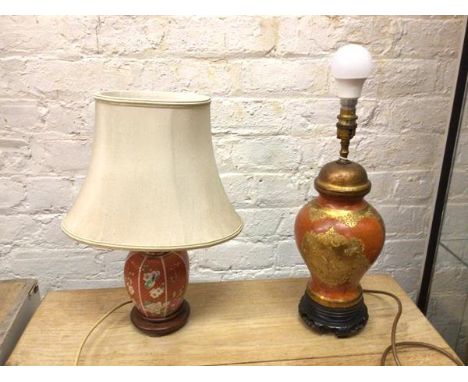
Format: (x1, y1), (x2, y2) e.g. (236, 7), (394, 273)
(62, 91), (243, 336)
(295, 44), (385, 337)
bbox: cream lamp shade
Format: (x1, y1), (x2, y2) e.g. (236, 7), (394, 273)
(62, 91), (243, 251)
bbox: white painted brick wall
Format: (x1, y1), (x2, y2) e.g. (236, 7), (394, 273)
(0, 16), (465, 300)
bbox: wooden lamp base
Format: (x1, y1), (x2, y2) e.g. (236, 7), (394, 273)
(124, 251), (190, 336)
(298, 292), (368, 338)
(130, 300), (190, 336)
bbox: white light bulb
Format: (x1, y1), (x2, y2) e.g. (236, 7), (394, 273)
(331, 44), (373, 99)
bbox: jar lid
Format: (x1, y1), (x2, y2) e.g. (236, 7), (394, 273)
(314, 160), (371, 197)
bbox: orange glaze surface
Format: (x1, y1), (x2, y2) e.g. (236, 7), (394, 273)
(295, 194), (385, 307)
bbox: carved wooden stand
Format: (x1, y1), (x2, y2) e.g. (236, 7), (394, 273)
(299, 292), (368, 338)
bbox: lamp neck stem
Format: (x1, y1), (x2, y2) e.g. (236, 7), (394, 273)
(336, 98), (358, 160)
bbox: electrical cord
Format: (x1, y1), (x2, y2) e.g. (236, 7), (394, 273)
(74, 300), (132, 366)
(363, 289), (463, 366)
(74, 291), (463, 366)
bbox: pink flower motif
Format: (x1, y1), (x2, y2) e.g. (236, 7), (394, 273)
(126, 281), (135, 296)
(143, 270), (160, 289)
(144, 301), (167, 315)
(150, 287), (164, 299)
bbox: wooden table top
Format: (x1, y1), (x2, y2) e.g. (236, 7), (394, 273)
(0, 279), (39, 365)
(0, 279), (32, 336)
(7, 275), (460, 365)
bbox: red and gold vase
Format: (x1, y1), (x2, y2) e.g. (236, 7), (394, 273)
(295, 160), (385, 337)
(124, 251), (190, 336)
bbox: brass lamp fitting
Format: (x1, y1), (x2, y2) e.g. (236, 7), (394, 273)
(336, 98), (358, 161)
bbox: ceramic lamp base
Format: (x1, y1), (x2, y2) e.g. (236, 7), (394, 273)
(124, 251), (190, 336)
(130, 300), (190, 336)
(298, 292), (368, 338)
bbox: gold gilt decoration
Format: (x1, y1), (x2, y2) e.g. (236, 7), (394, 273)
(307, 200), (376, 228)
(301, 227), (369, 287)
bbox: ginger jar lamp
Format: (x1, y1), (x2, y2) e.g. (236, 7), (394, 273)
(62, 91), (243, 336)
(295, 45), (385, 337)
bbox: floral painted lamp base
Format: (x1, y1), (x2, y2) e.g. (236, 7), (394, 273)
(124, 251), (190, 336)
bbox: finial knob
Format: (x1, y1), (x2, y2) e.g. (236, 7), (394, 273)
(331, 44), (373, 99)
